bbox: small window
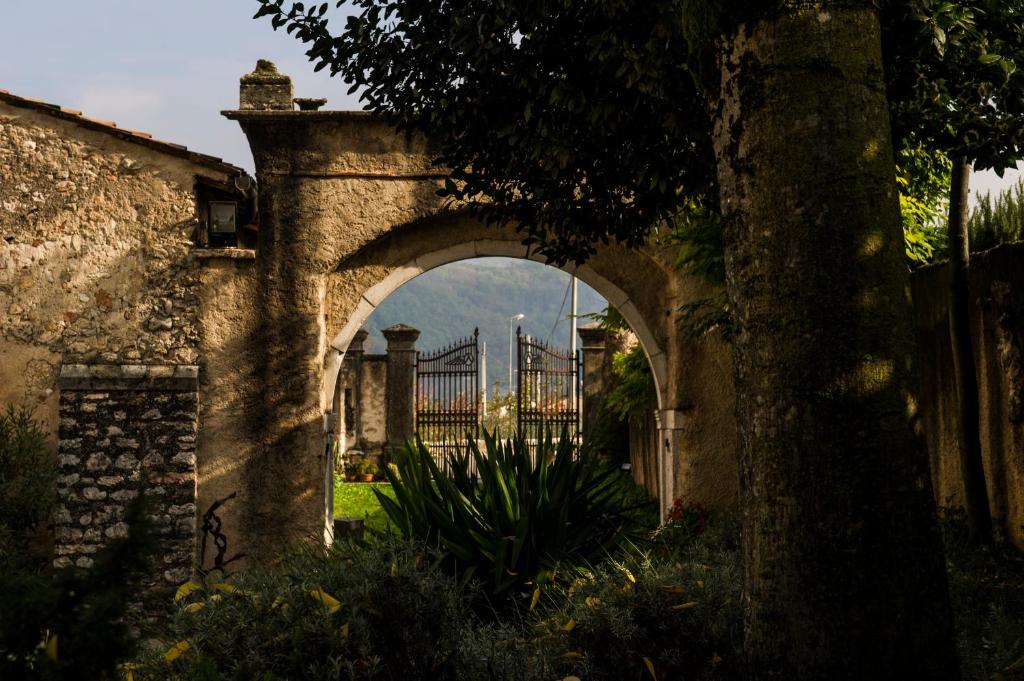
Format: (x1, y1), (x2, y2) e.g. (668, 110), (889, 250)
(208, 201), (238, 247)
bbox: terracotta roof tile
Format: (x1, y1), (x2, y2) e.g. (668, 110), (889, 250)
(0, 88), (245, 177)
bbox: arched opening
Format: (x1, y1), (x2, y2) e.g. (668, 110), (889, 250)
(215, 104), (736, 562)
(319, 214), (675, 534)
(321, 216), (671, 416)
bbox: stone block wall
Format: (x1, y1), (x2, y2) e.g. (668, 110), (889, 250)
(55, 365), (198, 604)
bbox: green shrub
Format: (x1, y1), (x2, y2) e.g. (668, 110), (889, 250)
(605, 344), (658, 422)
(451, 620), (563, 681)
(357, 460), (380, 477)
(940, 506), (1024, 680)
(537, 516), (743, 681)
(0, 404), (56, 571)
(376, 431), (641, 603)
(452, 516), (744, 681)
(0, 495), (157, 681)
(139, 536), (478, 681)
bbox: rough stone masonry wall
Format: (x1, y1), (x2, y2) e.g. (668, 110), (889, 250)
(0, 99), (236, 604)
(0, 101), (223, 440)
(55, 365), (198, 608)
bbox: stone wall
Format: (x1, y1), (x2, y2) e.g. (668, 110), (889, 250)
(0, 95), (240, 595)
(913, 242), (1024, 548)
(0, 100), (235, 442)
(55, 364), (198, 608)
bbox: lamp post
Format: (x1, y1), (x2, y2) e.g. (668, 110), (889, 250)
(508, 313), (525, 395)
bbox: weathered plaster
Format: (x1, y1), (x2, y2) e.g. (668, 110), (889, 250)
(0, 100), (236, 431)
(217, 69), (739, 560)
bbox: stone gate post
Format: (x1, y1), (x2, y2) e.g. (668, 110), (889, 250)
(578, 323), (610, 441)
(383, 324), (420, 456)
(344, 329), (369, 446)
(333, 328), (369, 441)
(223, 61), (335, 561)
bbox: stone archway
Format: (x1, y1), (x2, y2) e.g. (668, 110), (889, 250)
(321, 214), (672, 415)
(206, 64), (736, 563)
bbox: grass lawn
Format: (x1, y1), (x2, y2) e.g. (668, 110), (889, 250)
(333, 477), (395, 534)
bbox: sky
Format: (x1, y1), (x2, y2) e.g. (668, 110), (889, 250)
(0, 0), (1019, 198)
(0, 0), (361, 173)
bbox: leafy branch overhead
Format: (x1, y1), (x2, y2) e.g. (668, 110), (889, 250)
(254, 0), (716, 265)
(884, 0), (1024, 173)
(253, 0), (1023, 270)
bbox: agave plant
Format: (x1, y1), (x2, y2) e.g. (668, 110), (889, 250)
(373, 430), (637, 600)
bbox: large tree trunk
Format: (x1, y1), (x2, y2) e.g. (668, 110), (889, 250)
(947, 155), (994, 545)
(711, 4), (959, 679)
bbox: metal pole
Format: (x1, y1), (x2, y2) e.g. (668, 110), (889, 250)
(508, 313), (524, 395)
(570, 275), (578, 356)
(508, 318), (514, 396)
(570, 275), (579, 438)
(481, 341), (488, 418)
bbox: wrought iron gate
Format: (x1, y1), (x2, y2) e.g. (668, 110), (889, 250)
(415, 329), (480, 460)
(516, 327), (580, 447)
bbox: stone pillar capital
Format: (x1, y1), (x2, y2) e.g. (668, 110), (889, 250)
(240, 59), (293, 111)
(349, 329), (369, 354)
(382, 324), (421, 349)
(577, 322), (610, 350)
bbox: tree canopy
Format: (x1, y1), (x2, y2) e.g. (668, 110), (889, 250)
(255, 0), (717, 264)
(884, 0), (1024, 172)
(254, 0), (1024, 266)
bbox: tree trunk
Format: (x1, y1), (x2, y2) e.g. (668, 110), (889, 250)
(711, 4), (959, 679)
(947, 155), (994, 545)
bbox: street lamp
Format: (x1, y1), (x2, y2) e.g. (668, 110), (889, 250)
(508, 313), (525, 395)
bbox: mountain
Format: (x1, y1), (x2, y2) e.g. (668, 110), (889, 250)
(361, 257), (607, 395)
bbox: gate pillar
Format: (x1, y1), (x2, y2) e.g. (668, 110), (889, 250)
(383, 324), (420, 456)
(655, 409), (686, 521)
(223, 62), (342, 561)
(578, 323), (611, 442)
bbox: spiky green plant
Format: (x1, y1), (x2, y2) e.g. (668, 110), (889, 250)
(375, 431), (637, 601)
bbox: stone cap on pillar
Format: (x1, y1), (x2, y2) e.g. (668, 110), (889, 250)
(348, 328), (370, 353)
(578, 322), (610, 350)
(382, 324), (420, 349)
(240, 60), (294, 111)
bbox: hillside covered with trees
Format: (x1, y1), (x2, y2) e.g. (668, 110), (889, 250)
(362, 257), (606, 394)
